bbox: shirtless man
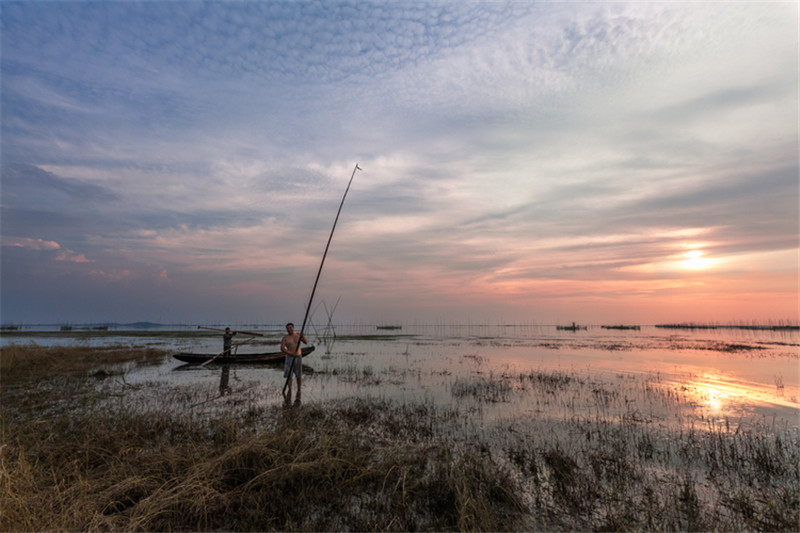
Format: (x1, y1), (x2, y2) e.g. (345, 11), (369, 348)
(281, 322), (307, 399)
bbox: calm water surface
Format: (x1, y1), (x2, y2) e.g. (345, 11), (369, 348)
(4, 324), (798, 429)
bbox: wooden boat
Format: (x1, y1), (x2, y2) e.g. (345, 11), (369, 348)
(173, 346), (315, 365)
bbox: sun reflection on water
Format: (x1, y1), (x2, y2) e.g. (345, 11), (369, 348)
(702, 385), (727, 411)
(674, 370), (799, 426)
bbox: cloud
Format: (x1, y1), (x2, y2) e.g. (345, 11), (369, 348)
(2, 162), (117, 201)
(1, 1), (797, 324)
(2, 236), (93, 263)
(89, 268), (132, 281)
(3, 236), (61, 251)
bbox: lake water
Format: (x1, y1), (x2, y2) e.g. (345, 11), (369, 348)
(3, 324), (798, 430)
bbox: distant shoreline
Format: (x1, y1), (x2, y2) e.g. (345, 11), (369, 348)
(654, 323), (800, 331)
(2, 322), (799, 333)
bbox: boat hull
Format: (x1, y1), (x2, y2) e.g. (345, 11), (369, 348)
(173, 346), (315, 365)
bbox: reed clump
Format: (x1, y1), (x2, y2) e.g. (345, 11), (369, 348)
(452, 374), (513, 402)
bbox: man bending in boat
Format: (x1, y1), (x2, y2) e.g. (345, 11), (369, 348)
(281, 322), (307, 400)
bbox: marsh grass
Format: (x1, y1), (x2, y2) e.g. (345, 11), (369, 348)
(499, 416), (800, 531)
(2, 345), (799, 532)
(3, 398), (525, 531)
(1, 346), (525, 531)
(452, 374), (513, 402)
(447, 369), (799, 530)
(1, 344), (167, 383)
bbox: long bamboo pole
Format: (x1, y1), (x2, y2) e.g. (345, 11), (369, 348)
(283, 163), (361, 394)
(199, 336), (256, 367)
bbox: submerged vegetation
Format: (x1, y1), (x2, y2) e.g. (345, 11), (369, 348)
(2, 345), (799, 531)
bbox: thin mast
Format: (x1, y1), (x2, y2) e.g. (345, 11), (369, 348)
(298, 163), (361, 338)
(284, 163), (361, 393)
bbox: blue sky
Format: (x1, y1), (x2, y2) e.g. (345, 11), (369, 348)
(1, 1), (798, 326)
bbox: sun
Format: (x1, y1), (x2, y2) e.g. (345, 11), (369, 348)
(681, 249), (712, 270)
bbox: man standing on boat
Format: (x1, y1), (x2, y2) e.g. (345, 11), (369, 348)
(223, 327), (236, 356)
(281, 322), (307, 400)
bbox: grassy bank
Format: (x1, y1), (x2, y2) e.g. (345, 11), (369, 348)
(2, 345), (798, 531)
(0, 344), (167, 382)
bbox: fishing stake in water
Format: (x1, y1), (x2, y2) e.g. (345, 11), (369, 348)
(284, 163), (362, 394)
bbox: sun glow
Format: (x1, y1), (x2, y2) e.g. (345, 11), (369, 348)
(681, 249), (713, 270)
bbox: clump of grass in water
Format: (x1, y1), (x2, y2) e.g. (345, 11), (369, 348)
(519, 369), (576, 391)
(324, 363), (383, 385)
(451, 369), (577, 404)
(452, 374), (513, 402)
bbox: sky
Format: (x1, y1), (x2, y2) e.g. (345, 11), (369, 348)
(1, 1), (798, 327)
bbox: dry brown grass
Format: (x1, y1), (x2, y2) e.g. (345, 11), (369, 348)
(1, 344), (167, 383)
(2, 401), (526, 531)
(1, 346), (526, 531)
